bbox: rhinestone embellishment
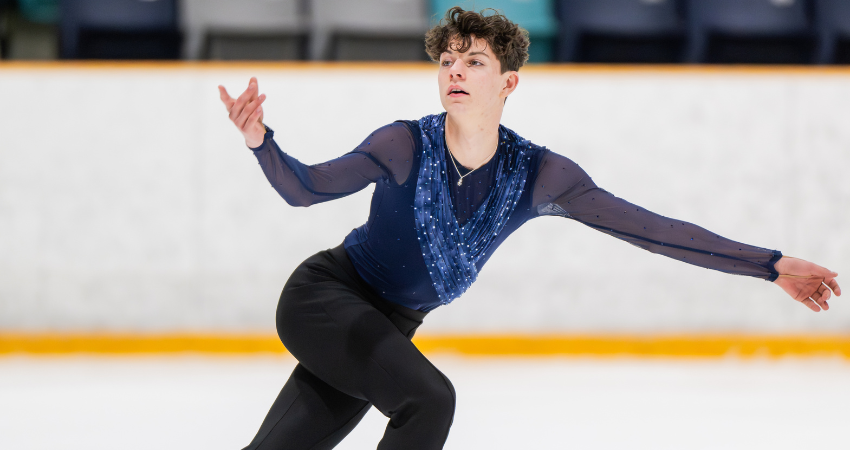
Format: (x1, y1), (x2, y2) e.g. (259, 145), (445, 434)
(413, 113), (531, 305)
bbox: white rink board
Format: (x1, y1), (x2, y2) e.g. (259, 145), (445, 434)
(0, 66), (848, 333)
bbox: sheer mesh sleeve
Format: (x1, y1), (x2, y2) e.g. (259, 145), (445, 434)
(532, 150), (782, 281)
(248, 122), (415, 207)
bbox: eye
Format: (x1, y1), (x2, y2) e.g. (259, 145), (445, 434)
(441, 59), (452, 66)
(470, 59), (483, 66)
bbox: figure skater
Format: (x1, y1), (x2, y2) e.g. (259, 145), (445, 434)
(217, 7), (841, 450)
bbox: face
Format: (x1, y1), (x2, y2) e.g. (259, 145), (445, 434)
(438, 36), (518, 118)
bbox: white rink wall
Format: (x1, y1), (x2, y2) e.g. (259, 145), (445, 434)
(0, 65), (848, 334)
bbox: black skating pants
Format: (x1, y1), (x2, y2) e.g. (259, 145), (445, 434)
(242, 244), (455, 450)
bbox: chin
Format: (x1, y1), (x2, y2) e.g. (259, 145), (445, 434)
(443, 102), (473, 116)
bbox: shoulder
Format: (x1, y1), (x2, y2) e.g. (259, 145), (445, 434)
(391, 119), (421, 139)
(356, 121), (418, 150)
(348, 121), (421, 166)
(536, 148), (582, 171)
(369, 121), (417, 140)
(499, 124), (549, 158)
(499, 125), (572, 170)
(502, 131), (589, 185)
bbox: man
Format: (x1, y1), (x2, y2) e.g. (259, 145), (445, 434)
(218, 7), (840, 450)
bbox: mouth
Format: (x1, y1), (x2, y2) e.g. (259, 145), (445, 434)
(448, 87), (469, 96)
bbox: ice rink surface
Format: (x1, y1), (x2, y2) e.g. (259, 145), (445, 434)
(1, 355), (848, 450)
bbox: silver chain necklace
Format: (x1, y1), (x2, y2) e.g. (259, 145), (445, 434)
(447, 144), (498, 187)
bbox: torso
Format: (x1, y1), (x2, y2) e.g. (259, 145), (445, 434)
(344, 120), (546, 311)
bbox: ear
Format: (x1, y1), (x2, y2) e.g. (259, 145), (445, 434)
(501, 71), (519, 99)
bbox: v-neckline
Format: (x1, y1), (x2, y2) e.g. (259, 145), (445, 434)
(443, 131), (501, 174)
(443, 139), (501, 230)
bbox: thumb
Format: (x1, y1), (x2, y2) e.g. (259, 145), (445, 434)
(218, 85), (234, 107)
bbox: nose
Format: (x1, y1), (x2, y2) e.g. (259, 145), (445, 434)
(449, 59), (465, 80)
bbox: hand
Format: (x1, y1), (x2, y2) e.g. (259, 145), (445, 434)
(218, 77), (267, 148)
(773, 256), (841, 312)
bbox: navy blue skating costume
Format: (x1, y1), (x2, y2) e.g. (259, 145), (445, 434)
(242, 113), (780, 450)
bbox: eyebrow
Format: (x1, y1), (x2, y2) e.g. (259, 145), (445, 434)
(444, 50), (491, 58)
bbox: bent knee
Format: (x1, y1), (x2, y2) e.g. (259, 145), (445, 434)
(435, 373), (456, 410)
(383, 371), (455, 436)
(416, 371), (456, 418)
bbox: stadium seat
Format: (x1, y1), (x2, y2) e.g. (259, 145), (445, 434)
(556, 0), (685, 63)
(685, 0), (815, 64)
(19, 0), (59, 24)
(180, 0), (307, 60)
(813, 0), (850, 64)
(310, 0), (429, 61)
(0, 0), (11, 59)
(432, 0), (559, 63)
(59, 0), (181, 59)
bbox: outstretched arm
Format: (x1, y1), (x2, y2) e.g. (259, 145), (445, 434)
(218, 78), (414, 207)
(533, 150), (840, 311)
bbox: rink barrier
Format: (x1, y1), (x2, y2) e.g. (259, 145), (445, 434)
(1, 62), (847, 336)
(1, 334), (849, 358)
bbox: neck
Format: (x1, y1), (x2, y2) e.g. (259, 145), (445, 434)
(444, 108), (502, 169)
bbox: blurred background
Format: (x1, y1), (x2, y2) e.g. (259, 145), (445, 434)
(2, 1), (850, 449)
(4, 0), (850, 63)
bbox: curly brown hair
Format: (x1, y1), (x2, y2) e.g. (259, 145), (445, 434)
(425, 6), (530, 73)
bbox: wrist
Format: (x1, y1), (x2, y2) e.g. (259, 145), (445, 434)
(246, 124), (270, 150)
(246, 135), (265, 149)
(764, 251), (784, 282)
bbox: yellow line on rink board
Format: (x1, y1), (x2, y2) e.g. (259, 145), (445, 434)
(0, 334), (286, 354)
(1, 334), (850, 358)
(411, 335), (850, 358)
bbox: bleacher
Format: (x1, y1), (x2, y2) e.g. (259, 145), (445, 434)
(2, 0), (850, 63)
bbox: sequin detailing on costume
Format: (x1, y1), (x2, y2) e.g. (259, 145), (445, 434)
(414, 113), (531, 305)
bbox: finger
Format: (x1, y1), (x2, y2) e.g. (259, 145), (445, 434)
(230, 82), (259, 121)
(231, 83), (256, 117)
(812, 285), (830, 310)
(813, 297), (829, 311)
(246, 77), (259, 101)
(250, 104), (264, 123)
(811, 286), (825, 303)
(236, 94), (266, 129)
(246, 106), (264, 132)
(821, 284), (831, 302)
(247, 106), (263, 126)
(826, 278), (841, 297)
(800, 298), (821, 312)
(218, 85), (235, 110)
